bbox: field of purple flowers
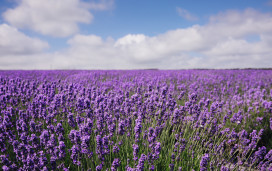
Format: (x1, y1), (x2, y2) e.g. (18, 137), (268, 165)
(0, 70), (272, 170)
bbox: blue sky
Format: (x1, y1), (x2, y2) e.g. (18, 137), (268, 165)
(0, 0), (272, 69)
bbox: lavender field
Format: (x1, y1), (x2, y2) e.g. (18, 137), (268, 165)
(0, 70), (272, 171)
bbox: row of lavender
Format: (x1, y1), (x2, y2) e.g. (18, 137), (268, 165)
(0, 70), (272, 170)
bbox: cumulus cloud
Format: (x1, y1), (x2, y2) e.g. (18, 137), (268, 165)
(1, 8), (272, 69)
(0, 24), (49, 55)
(115, 34), (147, 46)
(176, 7), (198, 21)
(2, 0), (113, 37)
(0, 23), (50, 70)
(65, 8), (272, 69)
(68, 34), (104, 47)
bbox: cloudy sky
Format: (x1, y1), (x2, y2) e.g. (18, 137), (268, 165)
(0, 0), (272, 69)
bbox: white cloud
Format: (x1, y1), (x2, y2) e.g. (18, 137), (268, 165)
(115, 34), (147, 46)
(2, 0), (113, 37)
(0, 24), (49, 55)
(68, 34), (104, 47)
(176, 7), (198, 21)
(0, 8), (272, 69)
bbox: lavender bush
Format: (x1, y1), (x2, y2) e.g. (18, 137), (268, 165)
(0, 70), (272, 170)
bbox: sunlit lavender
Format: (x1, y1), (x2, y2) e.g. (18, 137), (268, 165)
(0, 70), (272, 170)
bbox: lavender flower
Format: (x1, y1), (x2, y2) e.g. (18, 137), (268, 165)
(96, 164), (103, 171)
(200, 153), (209, 171)
(153, 142), (161, 160)
(118, 120), (125, 135)
(169, 163), (174, 171)
(220, 166), (230, 171)
(111, 158), (120, 171)
(113, 145), (119, 153)
(137, 154), (146, 171)
(270, 118), (272, 130)
(133, 144), (139, 161)
(58, 141), (66, 159)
